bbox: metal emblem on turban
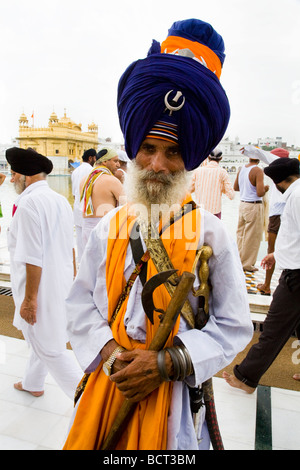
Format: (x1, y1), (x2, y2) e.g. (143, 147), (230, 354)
(164, 90), (185, 115)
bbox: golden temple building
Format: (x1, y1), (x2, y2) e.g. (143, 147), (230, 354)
(17, 110), (99, 165)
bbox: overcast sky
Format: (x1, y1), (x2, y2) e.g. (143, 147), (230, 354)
(0, 0), (300, 147)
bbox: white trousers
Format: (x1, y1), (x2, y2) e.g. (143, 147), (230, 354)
(75, 224), (84, 263)
(22, 328), (82, 400)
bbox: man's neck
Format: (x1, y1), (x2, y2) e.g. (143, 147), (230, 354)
(25, 174), (46, 188)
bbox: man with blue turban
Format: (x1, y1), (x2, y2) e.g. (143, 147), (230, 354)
(118, 18), (230, 171)
(64, 19), (252, 451)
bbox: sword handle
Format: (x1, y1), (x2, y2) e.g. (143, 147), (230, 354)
(100, 271), (195, 450)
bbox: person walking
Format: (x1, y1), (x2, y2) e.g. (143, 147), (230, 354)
(71, 148), (97, 263)
(223, 157), (300, 392)
(79, 147), (125, 245)
(6, 147), (82, 400)
(191, 147), (234, 218)
(234, 155), (269, 272)
(241, 145), (289, 294)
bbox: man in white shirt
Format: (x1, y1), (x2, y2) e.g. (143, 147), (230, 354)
(6, 147), (82, 399)
(223, 157), (300, 391)
(71, 149), (97, 263)
(241, 145), (289, 295)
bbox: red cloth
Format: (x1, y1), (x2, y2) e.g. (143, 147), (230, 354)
(271, 148), (290, 158)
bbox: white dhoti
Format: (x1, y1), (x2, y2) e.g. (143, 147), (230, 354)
(22, 327), (82, 399)
(82, 217), (101, 246)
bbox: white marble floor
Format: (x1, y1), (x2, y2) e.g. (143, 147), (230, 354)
(0, 334), (300, 450)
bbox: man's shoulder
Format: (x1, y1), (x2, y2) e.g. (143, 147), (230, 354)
(248, 163), (262, 173)
(94, 172), (122, 187)
(24, 185), (69, 208)
(74, 163), (92, 179)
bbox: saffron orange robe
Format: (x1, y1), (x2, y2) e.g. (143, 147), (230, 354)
(64, 196), (200, 450)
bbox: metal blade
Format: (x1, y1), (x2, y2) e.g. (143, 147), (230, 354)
(141, 269), (178, 324)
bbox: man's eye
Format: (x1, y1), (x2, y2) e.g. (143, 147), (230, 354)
(167, 149), (180, 157)
(142, 145), (154, 153)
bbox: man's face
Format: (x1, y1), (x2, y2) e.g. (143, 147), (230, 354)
(135, 138), (185, 175)
(275, 183), (285, 194)
(10, 171), (26, 194)
(105, 156), (120, 174)
(89, 155), (96, 166)
(124, 138), (189, 214)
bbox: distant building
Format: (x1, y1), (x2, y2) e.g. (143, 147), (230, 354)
(17, 110), (99, 172)
(257, 136), (287, 149)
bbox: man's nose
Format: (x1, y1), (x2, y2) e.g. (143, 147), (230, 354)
(150, 152), (168, 173)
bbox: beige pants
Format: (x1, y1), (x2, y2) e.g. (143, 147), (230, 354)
(236, 202), (264, 271)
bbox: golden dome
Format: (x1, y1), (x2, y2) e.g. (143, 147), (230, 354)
(88, 122), (98, 132)
(19, 113), (28, 122)
(49, 111), (58, 121)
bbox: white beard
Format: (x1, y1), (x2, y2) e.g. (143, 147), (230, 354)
(124, 161), (191, 225)
(14, 175), (26, 195)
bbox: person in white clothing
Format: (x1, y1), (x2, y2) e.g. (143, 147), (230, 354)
(5, 147), (82, 399)
(224, 157), (300, 391)
(234, 156), (269, 272)
(241, 145), (289, 294)
(115, 149), (130, 184)
(63, 18), (253, 451)
(71, 148), (97, 263)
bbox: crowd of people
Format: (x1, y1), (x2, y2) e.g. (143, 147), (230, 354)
(1, 16), (299, 451)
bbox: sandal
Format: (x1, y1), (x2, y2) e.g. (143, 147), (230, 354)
(257, 284), (271, 296)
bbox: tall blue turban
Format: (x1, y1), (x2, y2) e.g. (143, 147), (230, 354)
(117, 18), (230, 171)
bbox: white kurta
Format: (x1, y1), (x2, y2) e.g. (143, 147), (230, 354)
(274, 179), (300, 270)
(66, 206), (253, 449)
(8, 181), (75, 352)
(71, 162), (93, 227)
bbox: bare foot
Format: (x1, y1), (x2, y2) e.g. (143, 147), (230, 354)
(222, 371), (256, 394)
(14, 381), (44, 397)
(293, 374), (300, 381)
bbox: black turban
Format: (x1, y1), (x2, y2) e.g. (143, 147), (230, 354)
(82, 148), (97, 161)
(264, 158), (300, 184)
(6, 147), (53, 176)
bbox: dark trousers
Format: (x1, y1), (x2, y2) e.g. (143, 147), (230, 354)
(234, 269), (300, 388)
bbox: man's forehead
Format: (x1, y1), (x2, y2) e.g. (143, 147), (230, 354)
(141, 138), (180, 149)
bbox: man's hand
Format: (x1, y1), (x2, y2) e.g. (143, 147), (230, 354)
(20, 298), (38, 325)
(261, 253), (275, 270)
(21, 264), (42, 325)
(110, 349), (171, 402)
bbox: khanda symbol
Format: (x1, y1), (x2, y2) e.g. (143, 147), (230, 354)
(164, 90), (186, 115)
